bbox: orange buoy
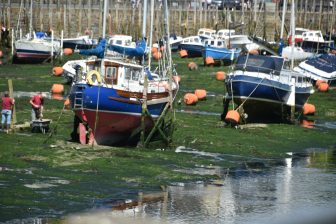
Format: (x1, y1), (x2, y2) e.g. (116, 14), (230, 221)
(187, 62), (198, 70)
(173, 75), (181, 83)
(249, 49), (259, 55)
(153, 51), (162, 60)
(0, 50), (3, 58)
(315, 80), (326, 88)
(303, 103), (316, 115)
(151, 47), (158, 54)
(64, 98), (70, 109)
(52, 67), (63, 76)
(51, 93), (63, 100)
(183, 93), (198, 105)
(63, 48), (73, 55)
(318, 82), (329, 92)
(194, 89), (207, 100)
(51, 84), (64, 94)
(301, 119), (315, 129)
(216, 71), (226, 81)
(179, 50), (188, 58)
(225, 110), (240, 124)
(205, 57), (215, 66)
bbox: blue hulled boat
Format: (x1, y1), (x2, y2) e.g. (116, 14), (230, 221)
(202, 39), (241, 63)
(179, 36), (204, 57)
(224, 54), (314, 121)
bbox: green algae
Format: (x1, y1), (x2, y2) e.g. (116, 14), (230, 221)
(0, 53), (336, 221)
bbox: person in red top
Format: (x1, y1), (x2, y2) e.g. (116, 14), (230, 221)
(30, 92), (44, 121)
(1, 92), (15, 133)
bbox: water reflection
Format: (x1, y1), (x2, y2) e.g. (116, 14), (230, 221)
(63, 149), (336, 224)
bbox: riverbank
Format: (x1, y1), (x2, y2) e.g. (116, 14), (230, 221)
(0, 53), (335, 221)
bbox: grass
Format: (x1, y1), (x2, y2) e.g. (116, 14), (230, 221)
(0, 49), (335, 221)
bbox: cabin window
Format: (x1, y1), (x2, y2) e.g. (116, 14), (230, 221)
(105, 66), (118, 85)
(116, 40), (123, 45)
(210, 40), (215, 45)
(218, 42), (222, 47)
(131, 69), (141, 81)
(125, 67), (132, 80)
(194, 38), (199, 42)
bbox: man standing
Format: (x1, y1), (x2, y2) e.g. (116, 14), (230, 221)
(30, 92), (44, 121)
(1, 92), (15, 133)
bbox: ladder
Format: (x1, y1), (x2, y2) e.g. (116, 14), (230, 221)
(74, 87), (84, 109)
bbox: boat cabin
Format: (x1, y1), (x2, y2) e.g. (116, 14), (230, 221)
(197, 28), (216, 40)
(108, 35), (134, 47)
(204, 38), (228, 48)
(181, 36), (203, 45)
(216, 29), (235, 39)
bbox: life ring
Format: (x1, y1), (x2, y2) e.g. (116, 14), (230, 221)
(86, 70), (102, 85)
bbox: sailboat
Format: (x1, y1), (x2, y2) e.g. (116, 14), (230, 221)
(68, 0), (179, 146)
(223, 0), (314, 122)
(13, 0), (61, 63)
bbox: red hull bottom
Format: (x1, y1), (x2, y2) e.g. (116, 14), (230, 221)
(75, 110), (155, 146)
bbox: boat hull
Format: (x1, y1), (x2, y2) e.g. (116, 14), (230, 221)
(202, 47), (241, 62)
(69, 84), (168, 146)
(227, 75), (312, 121)
(179, 44), (203, 57)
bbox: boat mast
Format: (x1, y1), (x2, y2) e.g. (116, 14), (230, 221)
(102, 0), (108, 39)
(29, 0), (33, 37)
(148, 0), (155, 68)
(280, 0), (287, 40)
(290, 0), (295, 70)
(142, 0), (148, 39)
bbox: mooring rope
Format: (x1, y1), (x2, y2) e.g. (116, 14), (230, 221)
(43, 101), (66, 144)
(235, 77), (266, 111)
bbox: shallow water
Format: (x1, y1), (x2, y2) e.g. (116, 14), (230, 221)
(1, 148), (335, 223)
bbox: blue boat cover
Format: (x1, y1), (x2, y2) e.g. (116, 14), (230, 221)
(35, 32), (47, 38)
(305, 54), (336, 73)
(108, 39), (146, 57)
(235, 55), (284, 75)
(79, 38), (106, 58)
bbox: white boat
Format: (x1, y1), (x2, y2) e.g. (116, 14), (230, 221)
(281, 45), (314, 60)
(62, 35), (97, 49)
(197, 28), (216, 41)
(294, 53), (336, 82)
(13, 0), (61, 63)
(216, 29), (259, 52)
(300, 30), (334, 54)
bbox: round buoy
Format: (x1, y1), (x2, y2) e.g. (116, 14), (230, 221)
(318, 82), (329, 92)
(303, 103), (316, 115)
(216, 71), (226, 81)
(225, 110), (240, 124)
(249, 49), (259, 55)
(301, 119), (314, 129)
(153, 51), (162, 60)
(0, 50), (3, 58)
(179, 50), (188, 58)
(52, 67), (63, 76)
(194, 89), (207, 100)
(188, 62), (198, 70)
(51, 93), (63, 100)
(183, 93), (198, 105)
(63, 48), (73, 55)
(205, 57), (215, 66)
(173, 75), (181, 83)
(151, 47), (158, 54)
(315, 80), (326, 88)
(51, 84), (64, 94)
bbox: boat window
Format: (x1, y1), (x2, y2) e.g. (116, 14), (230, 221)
(210, 40), (214, 45)
(105, 66), (118, 85)
(125, 67), (132, 80)
(116, 40), (123, 45)
(218, 41), (222, 47)
(194, 37), (199, 42)
(131, 69), (141, 81)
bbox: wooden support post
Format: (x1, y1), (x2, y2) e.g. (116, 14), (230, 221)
(140, 74), (148, 146)
(8, 79), (16, 130)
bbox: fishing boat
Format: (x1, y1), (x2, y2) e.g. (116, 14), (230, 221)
(202, 38), (241, 63)
(68, 0), (179, 146)
(13, 0), (61, 63)
(62, 35), (97, 49)
(224, 54), (314, 122)
(179, 36), (204, 57)
(294, 53), (336, 82)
